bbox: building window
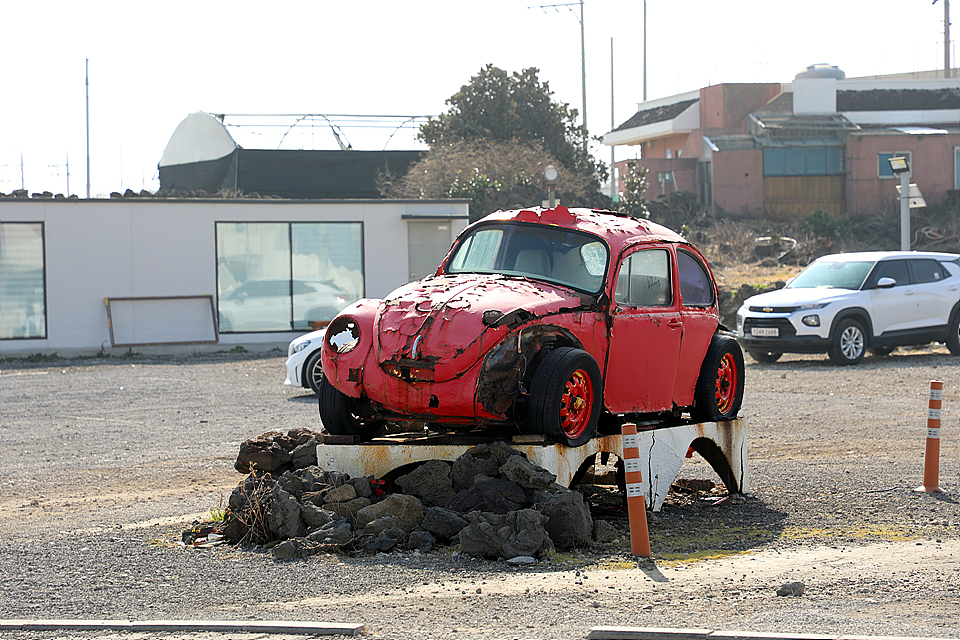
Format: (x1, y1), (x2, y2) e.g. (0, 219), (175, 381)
(763, 145), (843, 177)
(878, 151), (911, 179)
(954, 147), (960, 189)
(0, 222), (46, 340)
(216, 222), (363, 333)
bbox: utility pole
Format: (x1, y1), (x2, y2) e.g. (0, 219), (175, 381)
(643, 0), (647, 101)
(85, 58), (91, 199)
(531, 2), (588, 151)
(610, 37), (616, 202)
(579, 0), (586, 151)
(946, 0), (952, 78)
(935, 0), (951, 78)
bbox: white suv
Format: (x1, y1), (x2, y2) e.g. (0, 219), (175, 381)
(737, 251), (960, 365)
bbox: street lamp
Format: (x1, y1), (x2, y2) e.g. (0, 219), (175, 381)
(888, 156), (911, 251)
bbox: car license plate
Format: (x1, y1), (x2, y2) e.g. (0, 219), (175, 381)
(752, 327), (779, 337)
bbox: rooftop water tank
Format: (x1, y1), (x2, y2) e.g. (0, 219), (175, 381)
(795, 64), (846, 80)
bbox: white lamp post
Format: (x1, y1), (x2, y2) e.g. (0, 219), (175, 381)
(888, 156), (911, 251)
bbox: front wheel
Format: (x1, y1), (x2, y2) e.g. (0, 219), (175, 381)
(318, 376), (385, 441)
(692, 335), (745, 423)
(526, 347), (602, 447)
(828, 318), (866, 365)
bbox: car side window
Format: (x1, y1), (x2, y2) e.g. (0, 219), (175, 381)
(867, 259), (909, 287)
(677, 250), (715, 307)
(911, 259), (946, 284)
(615, 249), (671, 307)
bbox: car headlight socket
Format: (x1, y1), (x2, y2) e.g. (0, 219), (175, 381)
(326, 316), (361, 354)
(801, 314), (821, 327)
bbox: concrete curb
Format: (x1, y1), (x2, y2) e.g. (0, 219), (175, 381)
(587, 627), (956, 640)
(0, 620), (365, 636)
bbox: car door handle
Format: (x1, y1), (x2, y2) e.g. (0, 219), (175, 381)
(667, 318), (683, 329)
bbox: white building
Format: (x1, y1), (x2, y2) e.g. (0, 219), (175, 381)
(0, 197), (469, 357)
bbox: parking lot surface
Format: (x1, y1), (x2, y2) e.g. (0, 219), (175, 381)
(1, 347), (958, 639)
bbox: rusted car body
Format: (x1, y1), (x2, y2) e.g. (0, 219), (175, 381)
(319, 206), (744, 446)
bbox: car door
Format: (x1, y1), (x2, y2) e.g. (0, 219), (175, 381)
(604, 247), (682, 414)
(673, 249), (719, 406)
(865, 259), (917, 337)
(909, 258), (958, 329)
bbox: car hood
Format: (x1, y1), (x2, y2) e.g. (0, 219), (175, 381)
(375, 274), (586, 380)
(744, 286), (858, 308)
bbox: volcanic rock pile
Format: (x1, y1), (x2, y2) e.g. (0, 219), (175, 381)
(220, 428), (605, 560)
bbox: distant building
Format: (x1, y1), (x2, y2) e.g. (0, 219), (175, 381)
(158, 112), (423, 199)
(604, 65), (960, 220)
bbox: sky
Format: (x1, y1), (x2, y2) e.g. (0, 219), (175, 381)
(0, 0), (954, 198)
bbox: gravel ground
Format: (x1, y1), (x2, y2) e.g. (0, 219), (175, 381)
(1, 346), (959, 640)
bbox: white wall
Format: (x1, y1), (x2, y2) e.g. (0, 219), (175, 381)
(0, 198), (469, 356)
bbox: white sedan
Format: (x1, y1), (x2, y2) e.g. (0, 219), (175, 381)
(284, 328), (326, 395)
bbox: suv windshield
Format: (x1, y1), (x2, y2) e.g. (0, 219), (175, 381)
(446, 222), (608, 293)
(787, 259), (874, 290)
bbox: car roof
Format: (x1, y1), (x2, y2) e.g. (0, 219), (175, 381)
(814, 250), (960, 262)
(477, 206), (689, 255)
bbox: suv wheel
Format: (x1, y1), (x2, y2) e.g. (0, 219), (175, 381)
(526, 347), (601, 447)
(828, 318), (866, 365)
(947, 311), (960, 356)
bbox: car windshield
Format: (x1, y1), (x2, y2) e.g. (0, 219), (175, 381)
(787, 259), (875, 290)
(446, 222), (608, 293)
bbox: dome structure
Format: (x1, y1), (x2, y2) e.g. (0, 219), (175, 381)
(795, 64), (846, 80)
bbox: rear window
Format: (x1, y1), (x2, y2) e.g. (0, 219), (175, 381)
(911, 259), (947, 284)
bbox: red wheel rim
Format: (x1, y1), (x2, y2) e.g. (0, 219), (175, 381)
(560, 369), (593, 438)
(715, 352), (738, 414)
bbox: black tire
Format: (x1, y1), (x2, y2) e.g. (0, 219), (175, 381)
(828, 318), (866, 365)
(318, 376), (384, 441)
(692, 335), (745, 423)
(303, 350), (325, 395)
(526, 347), (602, 447)
(947, 311), (960, 356)
(748, 349), (782, 364)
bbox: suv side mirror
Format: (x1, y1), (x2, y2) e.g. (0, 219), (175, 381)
(876, 276), (897, 289)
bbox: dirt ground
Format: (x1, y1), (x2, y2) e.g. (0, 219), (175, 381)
(1, 346), (959, 639)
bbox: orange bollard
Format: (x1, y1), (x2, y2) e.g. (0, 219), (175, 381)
(915, 380), (944, 494)
(621, 422), (651, 557)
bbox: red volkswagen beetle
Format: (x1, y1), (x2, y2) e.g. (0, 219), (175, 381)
(319, 206), (743, 447)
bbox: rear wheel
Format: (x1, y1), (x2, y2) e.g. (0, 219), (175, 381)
(828, 318), (866, 365)
(304, 350), (325, 395)
(526, 347), (602, 447)
(692, 335), (745, 423)
(318, 377), (385, 441)
(747, 349), (782, 363)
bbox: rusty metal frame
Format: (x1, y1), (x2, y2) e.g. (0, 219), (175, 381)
(317, 418), (748, 512)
